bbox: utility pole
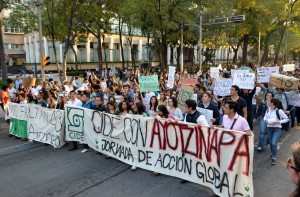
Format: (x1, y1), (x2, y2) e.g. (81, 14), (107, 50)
(37, 1), (45, 81)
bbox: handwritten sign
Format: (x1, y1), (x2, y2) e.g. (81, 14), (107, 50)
(231, 69), (249, 77)
(210, 67), (220, 79)
(65, 106), (254, 197)
(177, 85), (194, 112)
(269, 73), (299, 90)
(167, 66), (176, 88)
(233, 72), (255, 89)
(180, 78), (197, 86)
(214, 78), (232, 96)
(138, 75), (159, 92)
(196, 107), (213, 125)
(9, 103), (65, 148)
(286, 91), (300, 107)
(283, 64), (295, 72)
(257, 66), (279, 83)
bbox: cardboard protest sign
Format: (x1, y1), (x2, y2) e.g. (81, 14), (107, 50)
(231, 69), (249, 77)
(167, 66), (176, 88)
(283, 64), (295, 72)
(65, 105), (254, 197)
(138, 75), (159, 92)
(180, 78), (197, 86)
(196, 107), (213, 125)
(9, 103), (65, 148)
(269, 73), (300, 90)
(286, 91), (300, 107)
(233, 72), (255, 89)
(21, 77), (36, 87)
(257, 66), (279, 83)
(214, 78), (232, 96)
(177, 85), (194, 112)
(210, 67), (220, 79)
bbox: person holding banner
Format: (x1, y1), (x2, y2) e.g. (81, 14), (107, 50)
(183, 99), (208, 126)
(68, 90), (83, 151)
(147, 96), (158, 117)
(264, 98), (289, 165)
(199, 92), (220, 125)
(2, 85), (11, 128)
(167, 97), (183, 121)
(221, 101), (252, 136)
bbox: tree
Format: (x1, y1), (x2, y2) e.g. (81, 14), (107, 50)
(0, 1), (9, 81)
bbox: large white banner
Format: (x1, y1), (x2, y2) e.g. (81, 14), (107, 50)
(65, 105), (254, 197)
(214, 78), (232, 96)
(233, 72), (255, 89)
(168, 66), (176, 88)
(9, 103), (65, 148)
(257, 66), (279, 83)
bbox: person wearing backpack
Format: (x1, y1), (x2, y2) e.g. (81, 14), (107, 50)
(274, 87), (293, 130)
(254, 92), (273, 151)
(264, 98), (289, 165)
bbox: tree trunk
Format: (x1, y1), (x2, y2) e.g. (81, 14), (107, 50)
(242, 34), (249, 65)
(274, 26), (287, 65)
(160, 34), (167, 70)
(96, 34), (103, 72)
(62, 46), (68, 81)
(0, 22), (7, 80)
(51, 40), (63, 84)
(70, 45), (78, 71)
(118, 18), (125, 71)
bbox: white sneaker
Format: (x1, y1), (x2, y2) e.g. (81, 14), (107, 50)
(81, 149), (89, 153)
(257, 147), (262, 151)
(131, 165), (137, 171)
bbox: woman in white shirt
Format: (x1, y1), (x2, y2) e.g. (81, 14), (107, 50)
(264, 98), (289, 165)
(167, 97), (183, 121)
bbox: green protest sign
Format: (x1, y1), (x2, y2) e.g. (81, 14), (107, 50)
(9, 118), (28, 138)
(138, 75), (159, 92)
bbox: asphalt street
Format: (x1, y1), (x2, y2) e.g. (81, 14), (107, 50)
(0, 109), (300, 197)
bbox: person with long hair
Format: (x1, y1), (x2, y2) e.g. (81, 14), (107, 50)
(147, 96), (158, 117)
(56, 96), (66, 110)
(119, 101), (132, 115)
(47, 97), (56, 109)
(156, 105), (175, 120)
(254, 92), (273, 151)
(167, 97), (183, 120)
(132, 102), (147, 117)
(287, 142), (300, 197)
(107, 101), (120, 115)
(158, 92), (167, 106)
(264, 98), (289, 165)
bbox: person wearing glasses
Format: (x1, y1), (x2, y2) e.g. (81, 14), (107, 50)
(287, 142), (300, 197)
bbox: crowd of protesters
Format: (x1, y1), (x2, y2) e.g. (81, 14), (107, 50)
(1, 65), (300, 169)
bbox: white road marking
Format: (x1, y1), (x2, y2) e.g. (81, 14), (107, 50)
(0, 142), (31, 152)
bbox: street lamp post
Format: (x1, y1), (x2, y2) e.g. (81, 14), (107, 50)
(36, 1), (45, 81)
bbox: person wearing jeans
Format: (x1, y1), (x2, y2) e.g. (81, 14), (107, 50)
(264, 98), (289, 165)
(254, 92), (273, 151)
